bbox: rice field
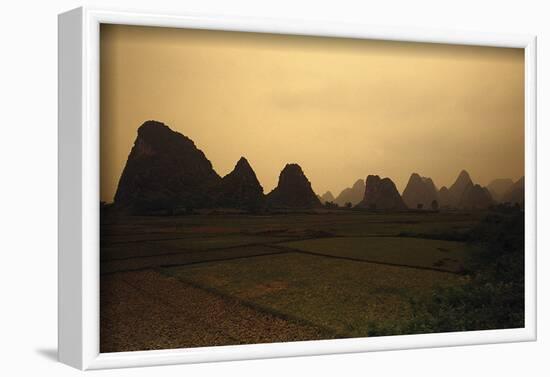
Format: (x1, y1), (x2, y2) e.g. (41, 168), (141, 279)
(100, 210), (483, 351)
(163, 252), (465, 338)
(280, 236), (472, 272)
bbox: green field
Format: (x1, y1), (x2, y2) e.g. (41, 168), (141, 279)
(163, 252), (464, 338)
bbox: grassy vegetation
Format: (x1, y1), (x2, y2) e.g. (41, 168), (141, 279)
(368, 211), (525, 335)
(163, 252), (464, 338)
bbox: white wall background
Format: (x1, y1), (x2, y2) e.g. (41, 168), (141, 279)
(0, 0), (548, 375)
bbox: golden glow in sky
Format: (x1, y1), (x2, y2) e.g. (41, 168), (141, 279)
(100, 24), (524, 202)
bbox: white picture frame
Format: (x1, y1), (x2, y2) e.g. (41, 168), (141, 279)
(58, 6), (537, 370)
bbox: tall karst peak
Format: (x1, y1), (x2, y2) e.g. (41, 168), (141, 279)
(266, 163), (322, 208)
(448, 169), (474, 207)
(356, 175), (407, 210)
(216, 156), (264, 210)
(453, 170), (473, 188)
(114, 120), (220, 212)
(402, 172), (439, 210)
(445, 170), (495, 209)
(234, 156), (252, 170)
(135, 120), (198, 154)
(458, 169), (470, 178)
(459, 184), (494, 210)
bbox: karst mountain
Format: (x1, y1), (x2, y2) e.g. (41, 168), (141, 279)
(266, 164), (322, 209)
(439, 170), (494, 209)
(356, 175), (407, 210)
(459, 184), (494, 209)
(438, 186), (452, 208)
(334, 179), (365, 207)
(319, 191), (335, 204)
(216, 157), (265, 210)
(447, 170), (474, 207)
(402, 173), (439, 209)
(114, 120), (220, 211)
(487, 178), (514, 201)
(501, 176), (525, 207)
(113, 121), (518, 213)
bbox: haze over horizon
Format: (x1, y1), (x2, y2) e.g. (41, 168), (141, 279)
(100, 25), (524, 203)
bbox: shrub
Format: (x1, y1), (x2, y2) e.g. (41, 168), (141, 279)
(369, 212), (525, 336)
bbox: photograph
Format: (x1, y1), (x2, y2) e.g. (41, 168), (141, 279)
(98, 24), (525, 353)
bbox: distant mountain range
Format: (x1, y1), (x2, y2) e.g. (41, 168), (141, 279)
(318, 191), (335, 204)
(333, 179), (365, 207)
(400, 170), (523, 210)
(438, 170), (494, 210)
(113, 121), (524, 213)
(487, 178), (514, 201)
(500, 177), (525, 205)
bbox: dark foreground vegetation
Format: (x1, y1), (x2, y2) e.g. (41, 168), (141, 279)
(369, 210), (524, 336)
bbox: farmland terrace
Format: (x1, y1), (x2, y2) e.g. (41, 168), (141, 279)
(100, 210), (486, 352)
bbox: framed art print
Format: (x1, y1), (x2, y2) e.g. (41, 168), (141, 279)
(58, 7), (537, 370)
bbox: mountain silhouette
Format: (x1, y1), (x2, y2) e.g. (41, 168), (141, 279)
(438, 186), (451, 208)
(501, 176), (525, 207)
(113, 121), (517, 213)
(356, 175), (406, 210)
(487, 178), (514, 202)
(216, 157), (264, 210)
(402, 173), (439, 209)
(440, 170), (496, 209)
(319, 191), (335, 204)
(458, 184), (494, 209)
(114, 120), (220, 211)
(266, 164), (322, 208)
(334, 179), (365, 206)
(448, 170), (474, 207)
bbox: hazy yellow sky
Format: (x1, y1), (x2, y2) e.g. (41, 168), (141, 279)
(100, 24), (524, 203)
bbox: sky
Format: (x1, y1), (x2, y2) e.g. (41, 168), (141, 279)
(100, 24), (524, 203)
